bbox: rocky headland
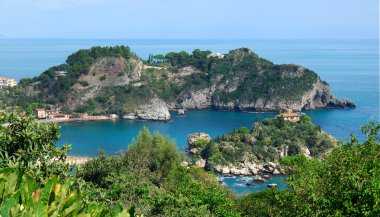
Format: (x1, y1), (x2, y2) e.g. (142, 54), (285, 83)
(16, 46), (355, 121)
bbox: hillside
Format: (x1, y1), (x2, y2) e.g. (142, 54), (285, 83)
(14, 46), (355, 120)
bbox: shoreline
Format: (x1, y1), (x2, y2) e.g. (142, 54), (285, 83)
(38, 116), (117, 123)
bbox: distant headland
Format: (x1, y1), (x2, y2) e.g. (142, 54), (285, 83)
(1, 46), (355, 121)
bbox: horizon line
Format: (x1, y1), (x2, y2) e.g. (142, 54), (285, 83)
(0, 37), (378, 41)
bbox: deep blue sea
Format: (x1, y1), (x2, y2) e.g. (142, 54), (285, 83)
(0, 39), (378, 194)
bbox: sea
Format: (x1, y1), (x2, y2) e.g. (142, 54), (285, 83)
(0, 39), (378, 194)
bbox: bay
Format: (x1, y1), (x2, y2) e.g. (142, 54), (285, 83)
(0, 39), (378, 193)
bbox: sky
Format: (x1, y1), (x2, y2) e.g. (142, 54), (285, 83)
(0, 0), (378, 39)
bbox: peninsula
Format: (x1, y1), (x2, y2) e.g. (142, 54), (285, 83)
(7, 46), (355, 121)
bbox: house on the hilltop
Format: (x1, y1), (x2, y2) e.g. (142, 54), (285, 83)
(277, 113), (301, 123)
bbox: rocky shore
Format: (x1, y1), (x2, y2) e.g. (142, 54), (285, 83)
(186, 132), (287, 184)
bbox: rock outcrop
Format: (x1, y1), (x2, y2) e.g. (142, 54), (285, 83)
(187, 133), (211, 146)
(123, 98), (170, 121)
(209, 161), (285, 177)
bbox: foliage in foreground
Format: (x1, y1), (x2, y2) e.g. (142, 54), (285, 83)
(238, 121), (380, 217)
(0, 112), (71, 183)
(0, 112), (379, 216)
(0, 168), (133, 217)
(78, 128), (239, 217)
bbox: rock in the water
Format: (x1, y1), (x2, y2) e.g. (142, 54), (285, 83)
(187, 133), (211, 146)
(263, 175), (271, 180)
(267, 183), (277, 188)
(178, 109), (185, 116)
(253, 175), (265, 182)
(246, 182), (255, 187)
(250, 168), (258, 175)
(273, 169), (281, 175)
(195, 159), (206, 168)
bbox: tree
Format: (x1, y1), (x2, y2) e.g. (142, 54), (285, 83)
(0, 168), (134, 217)
(0, 112), (71, 183)
(126, 127), (183, 184)
(283, 121), (380, 216)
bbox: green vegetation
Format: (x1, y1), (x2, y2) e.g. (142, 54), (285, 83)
(0, 112), (378, 216)
(0, 113), (70, 183)
(78, 128), (238, 216)
(237, 121), (380, 216)
(0, 168), (132, 217)
(1, 46), (330, 117)
(191, 115), (336, 167)
(0, 112), (136, 216)
(14, 46), (132, 105)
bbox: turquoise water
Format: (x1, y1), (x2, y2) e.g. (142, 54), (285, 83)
(58, 111), (275, 156)
(218, 174), (288, 195)
(0, 39), (378, 193)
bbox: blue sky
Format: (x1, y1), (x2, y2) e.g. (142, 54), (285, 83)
(0, 0), (378, 39)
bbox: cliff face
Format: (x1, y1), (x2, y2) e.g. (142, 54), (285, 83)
(207, 79), (355, 112)
(23, 47), (355, 121)
(123, 98), (170, 121)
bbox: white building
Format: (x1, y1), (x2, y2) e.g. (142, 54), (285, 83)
(207, 53), (225, 59)
(0, 76), (17, 88)
(5, 79), (16, 87)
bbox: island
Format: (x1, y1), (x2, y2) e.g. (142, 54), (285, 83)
(5, 46), (355, 121)
(187, 113), (337, 179)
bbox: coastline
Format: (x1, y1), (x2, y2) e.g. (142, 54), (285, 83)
(38, 116), (117, 123)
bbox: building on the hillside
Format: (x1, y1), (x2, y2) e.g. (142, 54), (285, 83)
(277, 113), (301, 123)
(0, 76), (17, 87)
(55, 71), (68, 77)
(207, 52), (225, 59)
(48, 113), (70, 120)
(6, 79), (17, 87)
(46, 110), (60, 116)
(0, 76), (7, 88)
(34, 109), (46, 119)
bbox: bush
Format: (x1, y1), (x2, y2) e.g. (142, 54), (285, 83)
(0, 112), (71, 183)
(100, 75), (107, 81)
(0, 168), (133, 217)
